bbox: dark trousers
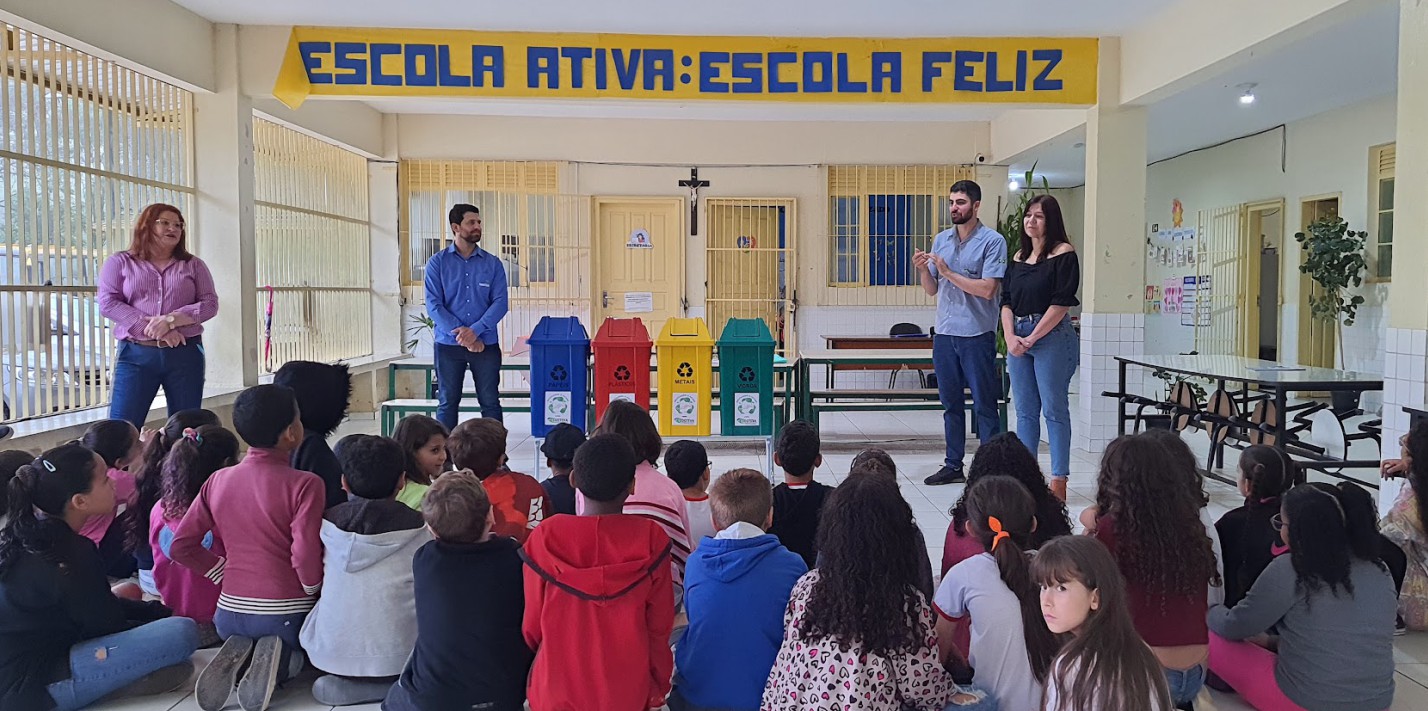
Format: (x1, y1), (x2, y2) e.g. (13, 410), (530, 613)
(434, 343), (503, 429)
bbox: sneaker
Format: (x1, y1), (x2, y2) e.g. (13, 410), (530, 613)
(118, 660), (195, 697)
(923, 466), (966, 486)
(311, 674), (396, 706)
(237, 636), (282, 711)
(196, 636), (254, 711)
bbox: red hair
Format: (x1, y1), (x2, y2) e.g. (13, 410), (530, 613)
(128, 203), (192, 261)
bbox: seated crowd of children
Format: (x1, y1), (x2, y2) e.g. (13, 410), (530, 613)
(0, 363), (1424, 711)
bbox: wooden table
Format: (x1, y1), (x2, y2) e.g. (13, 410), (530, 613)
(820, 334), (934, 387)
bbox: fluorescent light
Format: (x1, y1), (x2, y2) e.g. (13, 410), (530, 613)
(1238, 83), (1257, 105)
(1009, 180), (1021, 191)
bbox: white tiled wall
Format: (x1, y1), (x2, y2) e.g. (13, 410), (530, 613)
(1074, 312), (1146, 455)
(1381, 327), (1428, 512)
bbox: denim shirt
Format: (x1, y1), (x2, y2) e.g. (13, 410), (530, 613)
(929, 222), (1007, 337)
(424, 243), (509, 347)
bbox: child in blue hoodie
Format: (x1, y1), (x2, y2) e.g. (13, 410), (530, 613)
(671, 468), (807, 711)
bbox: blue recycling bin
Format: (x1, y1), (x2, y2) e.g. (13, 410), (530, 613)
(529, 316), (590, 437)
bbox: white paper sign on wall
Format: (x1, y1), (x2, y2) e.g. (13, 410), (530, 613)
(544, 391), (572, 426)
(672, 392), (699, 426)
(624, 292), (654, 313)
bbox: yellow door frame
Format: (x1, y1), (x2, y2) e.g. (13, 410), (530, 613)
(1242, 199), (1286, 359)
(591, 196), (687, 324)
(1297, 193), (1342, 367)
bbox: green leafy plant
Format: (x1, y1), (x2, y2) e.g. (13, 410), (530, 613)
(403, 313), (436, 352)
(994, 163), (1051, 355)
(1152, 368), (1208, 402)
(1294, 216), (1367, 365)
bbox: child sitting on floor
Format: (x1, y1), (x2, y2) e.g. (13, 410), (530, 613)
(522, 433), (675, 711)
(79, 419), (143, 578)
(845, 449), (935, 599)
(672, 468), (806, 711)
(768, 420), (831, 569)
(301, 435), (429, 707)
(391, 414), (449, 510)
(130, 409), (221, 596)
(1382, 421), (1428, 630)
(1216, 444), (1294, 608)
(274, 360), (352, 508)
(447, 418), (548, 544)
(384, 471), (532, 711)
(666, 440), (716, 548)
(538, 422), (584, 516)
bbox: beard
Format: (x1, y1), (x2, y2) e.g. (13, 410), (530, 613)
(950, 212), (973, 225)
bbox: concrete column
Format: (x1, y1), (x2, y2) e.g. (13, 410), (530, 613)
(192, 23), (258, 390)
(1381, 0), (1428, 509)
(1074, 37), (1149, 455)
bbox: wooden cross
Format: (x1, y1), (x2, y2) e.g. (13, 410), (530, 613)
(677, 167), (711, 236)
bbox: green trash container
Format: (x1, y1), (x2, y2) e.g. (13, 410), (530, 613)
(717, 318), (776, 436)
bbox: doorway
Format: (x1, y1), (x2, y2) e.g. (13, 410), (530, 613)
(705, 198), (796, 353)
(1244, 200), (1284, 361)
(595, 197), (685, 339)
(1297, 195), (1341, 368)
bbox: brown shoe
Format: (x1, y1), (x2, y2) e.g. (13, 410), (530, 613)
(1050, 477), (1068, 502)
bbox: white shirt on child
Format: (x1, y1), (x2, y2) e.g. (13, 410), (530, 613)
(684, 495), (717, 550)
(934, 552), (1043, 711)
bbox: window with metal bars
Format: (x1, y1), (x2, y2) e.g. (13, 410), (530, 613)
(0, 24), (193, 422)
(826, 165), (970, 287)
(1370, 143), (1394, 281)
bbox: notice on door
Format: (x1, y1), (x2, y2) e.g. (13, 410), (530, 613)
(544, 391), (573, 426)
(627, 228), (653, 248)
(624, 292), (654, 313)
(734, 393), (760, 427)
(672, 392), (699, 427)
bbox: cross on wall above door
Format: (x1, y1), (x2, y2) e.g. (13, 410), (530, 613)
(677, 167), (711, 236)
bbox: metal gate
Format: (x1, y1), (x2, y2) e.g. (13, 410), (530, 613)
(705, 198), (796, 353)
(1195, 204), (1248, 356)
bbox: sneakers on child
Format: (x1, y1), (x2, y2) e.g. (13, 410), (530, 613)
(236, 636), (283, 711)
(196, 636), (254, 711)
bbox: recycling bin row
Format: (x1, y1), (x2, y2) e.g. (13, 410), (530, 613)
(528, 316), (776, 438)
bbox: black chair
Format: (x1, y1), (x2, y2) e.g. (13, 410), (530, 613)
(888, 323), (928, 388)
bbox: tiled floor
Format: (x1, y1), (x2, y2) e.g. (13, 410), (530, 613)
(91, 408), (1428, 710)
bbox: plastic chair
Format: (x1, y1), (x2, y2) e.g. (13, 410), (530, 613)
(888, 323), (927, 388)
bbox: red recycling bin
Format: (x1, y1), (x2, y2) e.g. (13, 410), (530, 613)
(592, 317), (652, 423)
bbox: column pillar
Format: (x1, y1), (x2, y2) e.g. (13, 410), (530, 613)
(1074, 37), (1148, 455)
(1381, 0), (1428, 509)
(192, 23), (258, 390)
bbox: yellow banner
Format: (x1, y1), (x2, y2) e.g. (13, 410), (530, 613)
(274, 28), (1098, 109)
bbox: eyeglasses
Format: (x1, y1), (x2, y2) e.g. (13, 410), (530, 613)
(153, 218), (185, 230)
(1271, 513), (1285, 532)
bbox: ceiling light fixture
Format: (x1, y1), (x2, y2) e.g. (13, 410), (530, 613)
(1238, 83), (1257, 105)
(1009, 179), (1021, 192)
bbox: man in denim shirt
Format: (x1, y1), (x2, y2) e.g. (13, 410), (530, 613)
(424, 204), (509, 428)
(913, 180), (1007, 485)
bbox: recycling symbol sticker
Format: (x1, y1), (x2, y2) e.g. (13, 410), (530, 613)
(550, 364), (569, 382)
(614, 365), (632, 382)
(738, 366), (756, 383)
(677, 362), (694, 378)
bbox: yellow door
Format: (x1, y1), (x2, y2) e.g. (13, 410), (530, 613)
(1297, 196), (1340, 368)
(596, 198), (685, 339)
(706, 200), (794, 351)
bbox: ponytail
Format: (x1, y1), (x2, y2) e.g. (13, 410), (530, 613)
(160, 426), (239, 520)
(80, 419), (138, 468)
(1284, 481), (1381, 599)
(0, 444), (103, 574)
(965, 475), (1061, 682)
(1239, 445), (1292, 501)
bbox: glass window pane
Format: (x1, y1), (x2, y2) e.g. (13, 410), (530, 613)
(1380, 178), (1394, 211)
(1379, 245), (1393, 279)
(1379, 211), (1394, 246)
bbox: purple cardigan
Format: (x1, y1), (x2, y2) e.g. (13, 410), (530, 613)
(98, 251), (218, 341)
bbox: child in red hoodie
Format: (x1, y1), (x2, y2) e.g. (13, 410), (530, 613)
(521, 433), (675, 711)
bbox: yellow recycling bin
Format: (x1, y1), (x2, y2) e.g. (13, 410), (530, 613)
(656, 318), (715, 436)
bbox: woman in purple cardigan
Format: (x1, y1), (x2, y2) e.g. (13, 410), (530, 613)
(98, 204), (218, 427)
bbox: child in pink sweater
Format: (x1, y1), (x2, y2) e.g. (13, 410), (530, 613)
(79, 419), (143, 578)
(150, 425), (239, 635)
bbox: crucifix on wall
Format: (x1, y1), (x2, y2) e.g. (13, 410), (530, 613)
(677, 167), (711, 236)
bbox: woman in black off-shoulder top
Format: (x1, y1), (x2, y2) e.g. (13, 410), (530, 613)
(999, 195), (1081, 500)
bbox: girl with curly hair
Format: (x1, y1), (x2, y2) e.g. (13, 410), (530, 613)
(1208, 482), (1396, 711)
(1082, 434), (1219, 708)
(150, 425), (239, 632)
(1381, 421), (1428, 630)
(762, 475), (993, 711)
(946, 432), (1072, 578)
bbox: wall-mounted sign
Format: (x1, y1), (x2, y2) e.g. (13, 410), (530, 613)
(274, 27), (1099, 108)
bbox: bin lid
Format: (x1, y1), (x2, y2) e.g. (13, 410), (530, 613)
(529, 316), (589, 345)
(657, 317), (713, 346)
(717, 317), (774, 345)
(593, 317), (652, 346)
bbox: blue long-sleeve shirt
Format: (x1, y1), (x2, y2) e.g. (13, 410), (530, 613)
(423, 244), (508, 347)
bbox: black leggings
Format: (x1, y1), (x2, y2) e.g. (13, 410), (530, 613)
(1380, 534), (1407, 593)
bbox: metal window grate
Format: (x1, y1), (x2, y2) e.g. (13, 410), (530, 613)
(0, 24), (193, 423)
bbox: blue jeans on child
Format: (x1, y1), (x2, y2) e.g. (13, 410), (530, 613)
(1164, 663), (1207, 706)
(1007, 315), (1079, 478)
(932, 332), (1003, 471)
(108, 340), (207, 428)
(433, 343), (503, 429)
(214, 609), (308, 681)
(46, 616), (199, 710)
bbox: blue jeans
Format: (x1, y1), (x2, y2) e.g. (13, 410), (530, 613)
(214, 608), (308, 682)
(46, 616), (199, 710)
(1007, 316), (1079, 478)
(932, 332), (1002, 470)
(433, 343), (503, 430)
(108, 340), (206, 428)
(1164, 663), (1206, 706)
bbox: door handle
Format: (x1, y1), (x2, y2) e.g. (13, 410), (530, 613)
(602, 290), (609, 308)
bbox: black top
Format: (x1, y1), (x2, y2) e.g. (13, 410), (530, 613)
(325, 497), (425, 535)
(1001, 251), (1081, 317)
(394, 537), (532, 711)
(293, 432), (346, 509)
(769, 482), (834, 569)
(1215, 497), (1282, 608)
(0, 519), (171, 709)
(541, 475), (577, 517)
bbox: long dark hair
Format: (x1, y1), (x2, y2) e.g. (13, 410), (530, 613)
(1404, 422), (1428, 535)
(392, 415), (449, 486)
(1284, 482), (1383, 598)
(1238, 444), (1294, 502)
(81, 420), (139, 469)
(1094, 434), (1219, 595)
(1017, 194), (1071, 263)
(596, 400), (662, 466)
(160, 426), (239, 521)
(953, 432), (1071, 547)
(128, 409), (220, 550)
(1140, 429), (1210, 508)
(1033, 536), (1173, 711)
(800, 475), (924, 657)
(963, 476), (1062, 682)
(0, 444), (103, 574)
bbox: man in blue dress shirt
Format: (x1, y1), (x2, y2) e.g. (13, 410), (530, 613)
(913, 180), (1007, 485)
(424, 204), (509, 428)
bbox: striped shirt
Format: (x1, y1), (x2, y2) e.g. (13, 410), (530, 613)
(577, 461), (692, 584)
(97, 251), (219, 342)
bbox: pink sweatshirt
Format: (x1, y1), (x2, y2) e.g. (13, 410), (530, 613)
(79, 468), (136, 545)
(150, 500), (224, 623)
(170, 448), (325, 614)
(578, 461), (692, 584)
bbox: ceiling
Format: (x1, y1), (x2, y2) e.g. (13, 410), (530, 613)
(173, 0), (1177, 37)
(1011, 0), (1400, 186)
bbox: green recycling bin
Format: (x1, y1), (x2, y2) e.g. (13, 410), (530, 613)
(717, 318), (776, 436)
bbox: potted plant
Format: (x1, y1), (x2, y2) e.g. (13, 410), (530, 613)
(994, 163), (1051, 355)
(403, 313), (436, 353)
(1294, 215), (1368, 409)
